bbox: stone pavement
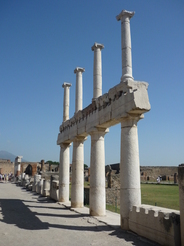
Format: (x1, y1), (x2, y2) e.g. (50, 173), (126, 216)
(0, 182), (159, 246)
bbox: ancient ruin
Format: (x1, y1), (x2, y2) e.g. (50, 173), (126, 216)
(2, 9), (183, 246)
(55, 10), (184, 245)
(57, 9), (150, 227)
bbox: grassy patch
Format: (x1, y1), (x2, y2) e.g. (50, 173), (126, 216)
(84, 181), (90, 187)
(141, 183), (179, 210)
(106, 203), (120, 214)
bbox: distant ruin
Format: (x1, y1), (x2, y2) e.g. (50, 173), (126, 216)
(0, 159), (14, 174)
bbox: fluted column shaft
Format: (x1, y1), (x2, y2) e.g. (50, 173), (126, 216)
(91, 43), (104, 99)
(120, 117), (141, 230)
(59, 143), (71, 202)
(62, 82), (72, 122)
(117, 10), (134, 82)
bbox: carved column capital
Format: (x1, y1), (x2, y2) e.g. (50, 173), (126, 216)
(120, 115), (143, 128)
(62, 82), (72, 88)
(116, 10), (135, 21)
(74, 67), (85, 74)
(91, 42), (104, 51)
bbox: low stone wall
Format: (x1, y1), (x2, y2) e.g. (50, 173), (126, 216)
(129, 204), (180, 246)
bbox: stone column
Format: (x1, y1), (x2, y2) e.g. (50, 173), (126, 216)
(178, 164), (184, 246)
(62, 82), (72, 122)
(15, 156), (23, 176)
(91, 43), (104, 99)
(120, 117), (141, 230)
(59, 142), (71, 202)
(116, 10), (134, 82)
(89, 127), (109, 216)
(71, 136), (86, 208)
(74, 67), (85, 113)
(17, 163), (21, 176)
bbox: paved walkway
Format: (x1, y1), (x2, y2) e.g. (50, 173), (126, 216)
(0, 182), (159, 246)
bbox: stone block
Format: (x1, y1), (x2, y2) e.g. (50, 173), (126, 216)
(50, 180), (59, 201)
(129, 205), (180, 246)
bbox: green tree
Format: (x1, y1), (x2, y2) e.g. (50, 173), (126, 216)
(46, 160), (59, 165)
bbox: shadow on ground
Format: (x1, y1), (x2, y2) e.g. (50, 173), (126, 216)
(0, 185), (159, 245)
(0, 199), (49, 230)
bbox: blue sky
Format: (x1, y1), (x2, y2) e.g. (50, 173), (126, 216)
(1, 0), (184, 166)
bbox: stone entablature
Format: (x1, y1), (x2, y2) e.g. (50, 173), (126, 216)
(57, 80), (150, 144)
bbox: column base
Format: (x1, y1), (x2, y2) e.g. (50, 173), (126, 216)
(121, 74), (134, 82)
(71, 202), (84, 208)
(121, 215), (129, 230)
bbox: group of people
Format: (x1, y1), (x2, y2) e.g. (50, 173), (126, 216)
(0, 173), (13, 182)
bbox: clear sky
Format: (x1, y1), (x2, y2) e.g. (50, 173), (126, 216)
(1, 0), (184, 166)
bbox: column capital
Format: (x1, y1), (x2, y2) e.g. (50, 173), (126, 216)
(120, 115), (143, 128)
(62, 82), (72, 88)
(91, 42), (104, 51)
(60, 142), (71, 148)
(74, 67), (85, 74)
(73, 136), (87, 142)
(88, 127), (109, 136)
(116, 10), (135, 21)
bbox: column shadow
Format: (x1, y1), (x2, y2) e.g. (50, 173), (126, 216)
(0, 199), (49, 230)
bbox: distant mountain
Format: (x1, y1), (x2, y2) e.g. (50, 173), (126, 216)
(0, 150), (27, 162)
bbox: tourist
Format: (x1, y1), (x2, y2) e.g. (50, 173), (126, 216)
(157, 176), (160, 183)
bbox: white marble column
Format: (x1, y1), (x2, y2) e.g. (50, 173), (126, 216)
(71, 136), (86, 208)
(120, 117), (141, 230)
(91, 43), (104, 99)
(62, 82), (72, 122)
(74, 67), (85, 113)
(116, 10), (134, 82)
(59, 142), (71, 202)
(89, 127), (109, 216)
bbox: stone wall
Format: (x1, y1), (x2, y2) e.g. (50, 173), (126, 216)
(129, 205), (180, 246)
(140, 166), (178, 182)
(21, 162), (39, 176)
(105, 165), (178, 185)
(0, 159), (14, 174)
